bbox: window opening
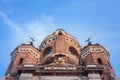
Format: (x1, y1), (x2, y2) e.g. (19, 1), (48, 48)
(58, 31), (62, 35)
(69, 47), (78, 56)
(97, 58), (103, 65)
(19, 58), (23, 65)
(43, 47), (52, 57)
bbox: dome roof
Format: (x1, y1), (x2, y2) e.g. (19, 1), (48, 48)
(39, 29), (81, 51)
(39, 29), (82, 65)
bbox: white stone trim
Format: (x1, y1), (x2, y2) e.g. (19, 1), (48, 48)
(81, 47), (109, 58)
(88, 73), (102, 80)
(81, 48), (91, 58)
(40, 36), (56, 51)
(11, 47), (40, 59)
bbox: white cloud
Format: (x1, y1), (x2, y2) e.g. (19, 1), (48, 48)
(0, 11), (56, 47)
(0, 11), (22, 33)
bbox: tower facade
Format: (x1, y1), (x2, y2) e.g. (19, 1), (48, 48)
(81, 44), (116, 80)
(4, 29), (116, 80)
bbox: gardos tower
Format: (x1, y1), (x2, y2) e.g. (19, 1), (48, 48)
(4, 29), (116, 80)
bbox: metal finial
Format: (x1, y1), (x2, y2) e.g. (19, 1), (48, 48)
(85, 37), (92, 45)
(29, 36), (35, 45)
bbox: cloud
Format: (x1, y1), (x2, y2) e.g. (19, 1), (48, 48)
(0, 11), (56, 47)
(0, 11), (22, 33)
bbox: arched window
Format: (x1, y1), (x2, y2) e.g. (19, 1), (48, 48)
(19, 58), (23, 65)
(43, 47), (52, 57)
(69, 47), (78, 56)
(58, 31), (62, 35)
(97, 58), (103, 65)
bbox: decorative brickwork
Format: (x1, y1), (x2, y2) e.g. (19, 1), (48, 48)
(4, 29), (116, 80)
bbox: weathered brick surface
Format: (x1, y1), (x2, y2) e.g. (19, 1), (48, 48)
(82, 44), (115, 80)
(5, 29), (116, 80)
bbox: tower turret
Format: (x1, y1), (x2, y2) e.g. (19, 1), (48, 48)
(81, 43), (116, 80)
(5, 44), (41, 80)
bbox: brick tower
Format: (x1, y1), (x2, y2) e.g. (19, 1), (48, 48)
(81, 43), (116, 80)
(5, 44), (41, 80)
(4, 29), (116, 80)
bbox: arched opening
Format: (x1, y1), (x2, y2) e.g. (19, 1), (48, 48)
(43, 47), (52, 57)
(58, 31), (62, 35)
(19, 58), (23, 65)
(97, 58), (103, 65)
(69, 47), (78, 56)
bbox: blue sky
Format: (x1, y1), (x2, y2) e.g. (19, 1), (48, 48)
(0, 0), (120, 78)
